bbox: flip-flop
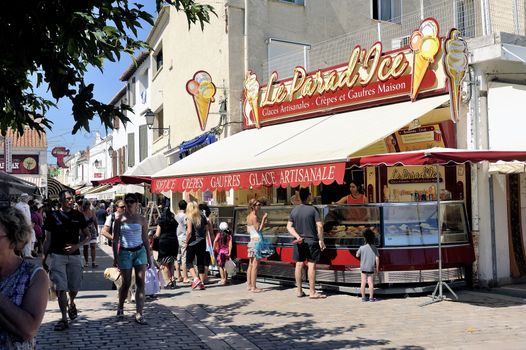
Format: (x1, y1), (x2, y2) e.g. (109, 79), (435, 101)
(250, 288), (263, 293)
(135, 314), (148, 325)
(297, 291), (306, 298)
(309, 293), (327, 299)
(67, 304), (78, 320)
(53, 319), (69, 331)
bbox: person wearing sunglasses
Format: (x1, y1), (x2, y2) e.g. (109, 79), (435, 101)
(42, 189), (92, 331)
(246, 198), (268, 293)
(112, 193), (151, 325)
(0, 205), (49, 348)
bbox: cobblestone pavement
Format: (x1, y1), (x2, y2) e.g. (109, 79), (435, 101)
(36, 245), (526, 350)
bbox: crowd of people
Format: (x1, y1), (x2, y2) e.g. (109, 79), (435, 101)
(0, 184), (379, 345)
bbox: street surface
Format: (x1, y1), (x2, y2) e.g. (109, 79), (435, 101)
(36, 245), (526, 349)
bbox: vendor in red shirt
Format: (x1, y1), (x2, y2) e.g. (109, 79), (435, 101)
(334, 180), (366, 205)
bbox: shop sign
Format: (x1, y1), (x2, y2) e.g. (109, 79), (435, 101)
(186, 71), (217, 131)
(152, 162), (346, 192)
(388, 165), (443, 184)
(3, 137), (12, 172)
(51, 146), (70, 168)
(243, 18), (468, 128)
(0, 154), (39, 174)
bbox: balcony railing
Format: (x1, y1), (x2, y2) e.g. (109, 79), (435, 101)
(259, 0), (526, 83)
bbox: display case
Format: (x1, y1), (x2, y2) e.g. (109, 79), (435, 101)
(382, 201), (469, 246)
(234, 205), (296, 245)
(233, 201), (469, 248)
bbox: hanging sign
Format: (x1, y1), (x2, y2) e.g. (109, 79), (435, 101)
(52, 147), (70, 168)
(186, 71), (217, 131)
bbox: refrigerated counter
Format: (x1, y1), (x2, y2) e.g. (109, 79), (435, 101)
(232, 201), (474, 287)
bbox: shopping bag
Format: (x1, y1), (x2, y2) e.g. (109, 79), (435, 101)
(206, 232), (216, 266)
(224, 259), (236, 275)
(145, 265), (161, 296)
(257, 232), (275, 258)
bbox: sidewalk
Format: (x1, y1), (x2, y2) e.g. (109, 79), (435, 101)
(37, 244), (526, 349)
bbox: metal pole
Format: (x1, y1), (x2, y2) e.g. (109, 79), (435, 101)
(436, 164), (443, 299)
(489, 174), (498, 285)
(512, 0), (520, 34)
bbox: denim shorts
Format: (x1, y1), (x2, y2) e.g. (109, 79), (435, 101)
(118, 245), (148, 269)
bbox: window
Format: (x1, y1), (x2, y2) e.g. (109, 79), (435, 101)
(127, 133), (135, 167)
(154, 109), (164, 139)
(139, 124), (148, 162)
(129, 77), (136, 106)
(155, 48), (163, 72)
(372, 0), (401, 23)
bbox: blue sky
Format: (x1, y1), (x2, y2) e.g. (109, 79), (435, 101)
(46, 2), (156, 164)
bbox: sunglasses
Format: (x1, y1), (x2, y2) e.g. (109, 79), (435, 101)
(117, 205), (125, 209)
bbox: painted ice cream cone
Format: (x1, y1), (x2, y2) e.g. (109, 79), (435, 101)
(186, 71), (216, 131)
(194, 94), (212, 130)
(409, 19), (440, 100)
(444, 29), (468, 123)
(244, 71), (261, 127)
(411, 54), (430, 101)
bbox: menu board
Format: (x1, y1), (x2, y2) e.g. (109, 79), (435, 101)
(395, 124), (445, 152)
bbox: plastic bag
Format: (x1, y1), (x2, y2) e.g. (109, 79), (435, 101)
(224, 259), (236, 275)
(257, 232), (275, 258)
(145, 265), (161, 296)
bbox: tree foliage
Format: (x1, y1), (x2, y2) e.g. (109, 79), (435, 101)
(0, 0), (215, 136)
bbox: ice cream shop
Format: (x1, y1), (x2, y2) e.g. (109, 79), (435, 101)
(151, 18), (526, 290)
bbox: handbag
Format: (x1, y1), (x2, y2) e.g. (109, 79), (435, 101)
(257, 232), (275, 258)
(224, 259), (237, 274)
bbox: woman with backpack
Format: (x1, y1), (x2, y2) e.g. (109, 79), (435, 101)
(154, 205), (179, 289)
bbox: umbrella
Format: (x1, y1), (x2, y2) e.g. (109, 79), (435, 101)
(0, 171), (39, 196)
(348, 147), (526, 302)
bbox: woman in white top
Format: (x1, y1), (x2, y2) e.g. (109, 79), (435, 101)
(246, 198), (267, 293)
(112, 193), (151, 325)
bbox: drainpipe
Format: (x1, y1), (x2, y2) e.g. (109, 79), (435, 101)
(244, 0), (248, 74)
(480, 0), (492, 36)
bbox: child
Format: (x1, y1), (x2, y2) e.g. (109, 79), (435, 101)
(214, 222), (233, 285)
(356, 229), (380, 302)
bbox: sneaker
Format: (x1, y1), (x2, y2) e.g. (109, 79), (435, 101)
(191, 278), (201, 289)
(361, 296), (369, 302)
(197, 281), (205, 290)
(369, 298), (378, 302)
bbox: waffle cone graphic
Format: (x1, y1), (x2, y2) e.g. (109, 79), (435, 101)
(248, 97), (260, 128)
(195, 94), (211, 130)
(449, 80), (460, 122)
(411, 54), (430, 101)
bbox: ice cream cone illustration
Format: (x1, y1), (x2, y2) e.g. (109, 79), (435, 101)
(444, 29), (468, 123)
(410, 19), (440, 101)
(243, 71), (261, 128)
(186, 71), (216, 131)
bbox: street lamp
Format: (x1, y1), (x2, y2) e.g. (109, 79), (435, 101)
(143, 108), (171, 149)
(107, 146), (114, 158)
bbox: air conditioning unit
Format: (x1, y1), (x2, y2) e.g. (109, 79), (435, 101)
(391, 35), (410, 50)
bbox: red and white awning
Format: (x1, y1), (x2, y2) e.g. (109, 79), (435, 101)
(152, 94), (450, 192)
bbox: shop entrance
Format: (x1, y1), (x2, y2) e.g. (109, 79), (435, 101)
(508, 174), (526, 277)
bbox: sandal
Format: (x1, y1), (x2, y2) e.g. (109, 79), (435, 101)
(309, 292), (327, 299)
(250, 288), (263, 293)
(297, 291), (306, 298)
(53, 319), (69, 331)
(116, 308), (124, 320)
(92, 263), (98, 268)
(68, 304), (78, 320)
(135, 314), (148, 325)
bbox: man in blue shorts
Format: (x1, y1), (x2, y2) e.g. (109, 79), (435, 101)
(287, 188), (326, 299)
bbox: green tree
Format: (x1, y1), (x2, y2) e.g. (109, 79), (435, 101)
(0, 0), (215, 135)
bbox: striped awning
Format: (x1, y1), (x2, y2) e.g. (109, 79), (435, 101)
(47, 177), (73, 199)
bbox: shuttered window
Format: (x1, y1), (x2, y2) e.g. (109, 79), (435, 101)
(128, 133), (135, 167)
(139, 124), (148, 162)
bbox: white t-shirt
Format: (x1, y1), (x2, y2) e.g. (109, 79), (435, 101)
(174, 212), (187, 241)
